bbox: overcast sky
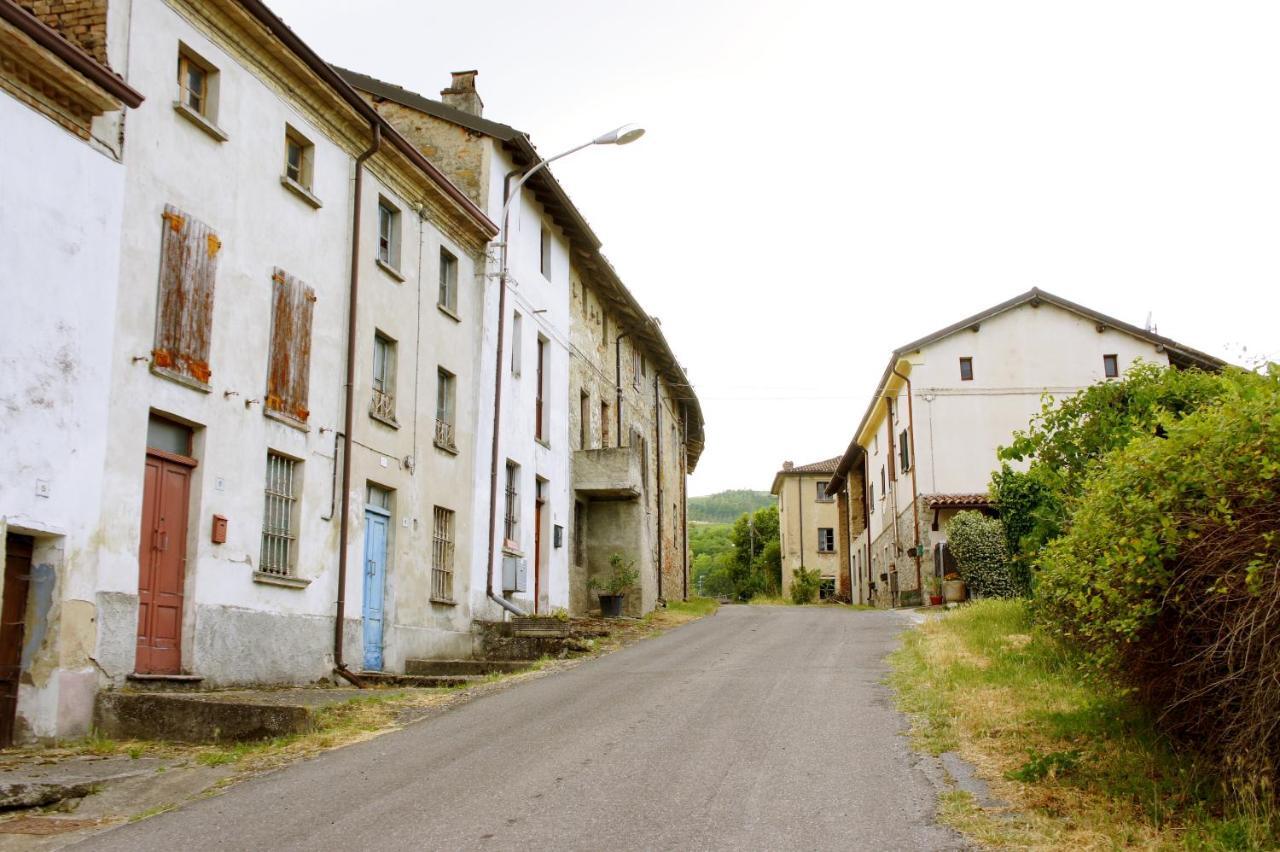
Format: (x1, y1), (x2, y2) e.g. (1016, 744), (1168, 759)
(270, 0), (1280, 497)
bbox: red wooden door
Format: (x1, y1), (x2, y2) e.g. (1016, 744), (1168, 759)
(0, 534), (33, 748)
(136, 453), (192, 674)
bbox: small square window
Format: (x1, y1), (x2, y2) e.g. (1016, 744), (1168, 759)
(816, 481), (832, 502)
(959, 357), (974, 381)
(377, 199), (401, 271)
(177, 48), (212, 117)
(283, 126), (314, 189)
(438, 248), (458, 313)
(818, 528), (835, 553)
(1103, 354), (1119, 378)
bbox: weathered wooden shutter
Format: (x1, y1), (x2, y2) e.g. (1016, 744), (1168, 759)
(265, 268), (315, 423)
(153, 205), (219, 385)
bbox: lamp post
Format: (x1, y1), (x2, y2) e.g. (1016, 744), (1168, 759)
(483, 124), (646, 618)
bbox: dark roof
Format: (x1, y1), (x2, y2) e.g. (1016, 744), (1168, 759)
(827, 288), (1227, 494)
(770, 457), (841, 494)
(335, 66), (705, 470)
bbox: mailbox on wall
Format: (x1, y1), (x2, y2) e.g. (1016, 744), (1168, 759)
(211, 514), (228, 544)
(502, 555), (527, 593)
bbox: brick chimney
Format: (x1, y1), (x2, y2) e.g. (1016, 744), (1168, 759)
(782, 461), (794, 471)
(441, 70), (483, 117)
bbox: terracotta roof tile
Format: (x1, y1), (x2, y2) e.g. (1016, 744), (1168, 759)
(925, 493), (991, 508)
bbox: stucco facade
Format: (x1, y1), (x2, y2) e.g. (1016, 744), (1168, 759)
(771, 460), (842, 600)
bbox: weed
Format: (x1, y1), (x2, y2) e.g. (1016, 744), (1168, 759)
(126, 745), (144, 760)
(1006, 748), (1081, 783)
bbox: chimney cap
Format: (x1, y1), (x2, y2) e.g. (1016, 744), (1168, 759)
(441, 70), (483, 116)
(782, 461), (794, 471)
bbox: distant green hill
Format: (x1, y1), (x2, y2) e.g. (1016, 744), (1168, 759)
(688, 490), (776, 524)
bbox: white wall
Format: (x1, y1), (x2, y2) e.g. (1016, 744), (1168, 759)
(0, 89), (127, 738)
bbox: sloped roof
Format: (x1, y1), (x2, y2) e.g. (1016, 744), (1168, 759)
(925, 494), (991, 508)
(770, 457), (841, 494)
(827, 288), (1226, 494)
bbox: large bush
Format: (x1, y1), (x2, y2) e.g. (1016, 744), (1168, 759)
(790, 566), (821, 605)
(946, 511), (1019, 598)
(1034, 367), (1280, 775)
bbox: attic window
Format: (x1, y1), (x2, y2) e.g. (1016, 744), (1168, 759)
(959, 357), (973, 381)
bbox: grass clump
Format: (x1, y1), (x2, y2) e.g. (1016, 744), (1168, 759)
(665, 596), (718, 617)
(890, 599), (1280, 850)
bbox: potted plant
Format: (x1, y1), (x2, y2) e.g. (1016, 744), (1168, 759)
(926, 574), (944, 607)
(588, 553), (639, 618)
(942, 572), (967, 604)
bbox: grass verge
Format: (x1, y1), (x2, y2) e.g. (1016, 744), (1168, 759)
(889, 599), (1279, 851)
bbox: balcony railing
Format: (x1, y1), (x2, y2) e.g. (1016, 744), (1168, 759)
(435, 418), (456, 450)
(369, 387), (396, 422)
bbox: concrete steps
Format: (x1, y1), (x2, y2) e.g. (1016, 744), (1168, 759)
(403, 659), (531, 677)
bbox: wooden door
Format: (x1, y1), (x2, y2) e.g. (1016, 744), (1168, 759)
(0, 535), (33, 748)
(362, 509), (388, 672)
(136, 453), (192, 674)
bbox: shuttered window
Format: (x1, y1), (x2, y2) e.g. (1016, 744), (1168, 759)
(265, 268), (315, 424)
(153, 204), (220, 386)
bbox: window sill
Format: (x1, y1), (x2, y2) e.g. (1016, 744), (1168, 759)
(535, 438), (551, 450)
(375, 258), (405, 283)
(264, 408), (309, 432)
(430, 596), (457, 607)
(433, 438), (458, 456)
(173, 101), (228, 142)
(150, 364), (211, 394)
(253, 571), (310, 589)
(437, 303), (460, 323)
(279, 175), (322, 209)
(503, 544), (523, 557)
(369, 410), (400, 430)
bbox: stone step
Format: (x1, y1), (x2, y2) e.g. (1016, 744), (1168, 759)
(353, 672), (477, 689)
(403, 659), (530, 677)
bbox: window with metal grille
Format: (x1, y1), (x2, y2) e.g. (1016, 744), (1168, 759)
(370, 332), (396, 422)
(435, 368), (456, 450)
(818, 528), (835, 553)
(260, 452), (299, 576)
(432, 507), (455, 602)
(504, 461), (520, 546)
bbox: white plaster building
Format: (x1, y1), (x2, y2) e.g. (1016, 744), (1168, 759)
(824, 289), (1223, 606)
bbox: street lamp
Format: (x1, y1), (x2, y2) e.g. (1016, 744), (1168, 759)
(484, 123), (646, 618)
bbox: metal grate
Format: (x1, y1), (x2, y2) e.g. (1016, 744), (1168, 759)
(504, 462), (519, 544)
(370, 387), (396, 421)
(432, 507), (455, 602)
(261, 452), (297, 576)
(435, 419), (455, 450)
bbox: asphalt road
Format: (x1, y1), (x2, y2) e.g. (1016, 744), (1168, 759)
(81, 606), (964, 851)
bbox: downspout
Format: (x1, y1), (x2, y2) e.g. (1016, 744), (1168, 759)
(614, 331), (630, 447)
(334, 122), (381, 688)
(891, 366), (924, 598)
(654, 369), (663, 604)
(681, 403), (689, 600)
(886, 398), (904, 605)
(483, 168), (530, 618)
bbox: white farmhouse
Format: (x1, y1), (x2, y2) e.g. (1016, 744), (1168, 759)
(824, 289), (1223, 607)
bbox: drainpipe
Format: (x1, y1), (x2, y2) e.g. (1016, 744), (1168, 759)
(861, 450), (872, 605)
(483, 169), (530, 619)
(333, 122), (381, 688)
(891, 365), (923, 599)
(614, 331), (630, 448)
(654, 369), (663, 604)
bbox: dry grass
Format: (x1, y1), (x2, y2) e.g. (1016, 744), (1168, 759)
(891, 599), (1280, 851)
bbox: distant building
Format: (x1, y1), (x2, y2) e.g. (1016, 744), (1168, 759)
(825, 288), (1223, 607)
(771, 459), (845, 600)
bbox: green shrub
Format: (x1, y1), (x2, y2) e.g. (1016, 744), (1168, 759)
(1034, 367), (1280, 776)
(790, 566), (821, 604)
(945, 511), (1019, 598)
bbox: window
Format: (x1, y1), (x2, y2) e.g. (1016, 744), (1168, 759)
(367, 483), (391, 511)
(872, 433), (879, 454)
(959, 356), (974, 381)
(601, 400), (611, 446)
(432, 507), (455, 602)
(898, 429), (910, 472)
(283, 126), (314, 189)
(819, 578), (836, 600)
(579, 390), (590, 449)
(573, 501), (586, 566)
(260, 452), (300, 577)
(435, 368), (456, 450)
(869, 483), (875, 513)
(377, 198), (400, 271)
(153, 205), (220, 387)
(540, 225), (552, 279)
(816, 481), (832, 502)
(510, 311), (522, 376)
(371, 332), (396, 423)
(177, 50), (208, 115)
(880, 465), (886, 495)
(1103, 353), (1119, 378)
(632, 347), (642, 390)
(438, 248), (458, 314)
(535, 337), (548, 441)
(818, 528), (835, 553)
(265, 268), (315, 424)
(504, 461), (520, 546)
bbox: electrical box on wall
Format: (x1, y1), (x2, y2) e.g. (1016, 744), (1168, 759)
(553, 525), (564, 548)
(502, 556), (527, 593)
(211, 514), (228, 544)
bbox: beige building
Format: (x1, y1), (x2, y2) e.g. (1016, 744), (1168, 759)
(824, 289), (1223, 607)
(771, 459), (844, 600)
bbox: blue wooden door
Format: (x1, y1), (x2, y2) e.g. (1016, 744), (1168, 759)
(362, 509), (388, 671)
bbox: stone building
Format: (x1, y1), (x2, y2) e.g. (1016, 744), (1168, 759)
(770, 459), (844, 600)
(335, 68), (705, 618)
(2, 0), (499, 741)
(824, 289), (1223, 607)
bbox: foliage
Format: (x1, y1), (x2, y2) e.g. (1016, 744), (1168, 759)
(890, 599), (1280, 850)
(688, 489), (776, 524)
(993, 362), (1228, 565)
(1034, 367), (1280, 779)
(689, 523), (736, 597)
(789, 566), (821, 605)
(945, 511), (1019, 598)
(689, 507), (782, 600)
(588, 552), (639, 596)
